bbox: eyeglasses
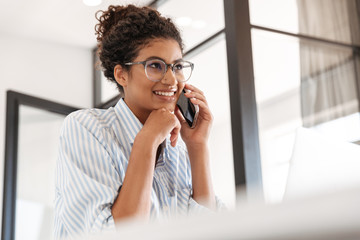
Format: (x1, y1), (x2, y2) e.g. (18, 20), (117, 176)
(124, 59), (194, 82)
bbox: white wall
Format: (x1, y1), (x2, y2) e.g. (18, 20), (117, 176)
(0, 34), (93, 230)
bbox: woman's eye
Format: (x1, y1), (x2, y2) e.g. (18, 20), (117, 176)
(148, 62), (163, 70)
(174, 63), (184, 71)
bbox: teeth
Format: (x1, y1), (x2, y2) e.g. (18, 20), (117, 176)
(154, 91), (175, 96)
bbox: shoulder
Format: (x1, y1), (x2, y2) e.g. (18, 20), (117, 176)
(61, 107), (117, 136)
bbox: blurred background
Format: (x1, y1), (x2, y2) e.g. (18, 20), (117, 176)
(0, 0), (360, 239)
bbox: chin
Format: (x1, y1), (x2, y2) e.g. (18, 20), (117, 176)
(158, 103), (176, 112)
(167, 104), (176, 112)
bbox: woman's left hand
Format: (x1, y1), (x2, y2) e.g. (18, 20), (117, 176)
(174, 83), (213, 147)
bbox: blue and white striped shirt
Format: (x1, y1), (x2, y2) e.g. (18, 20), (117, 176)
(54, 98), (223, 239)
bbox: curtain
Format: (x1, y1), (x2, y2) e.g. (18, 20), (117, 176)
(297, 0), (360, 127)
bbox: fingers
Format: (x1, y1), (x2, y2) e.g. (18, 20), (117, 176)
(169, 110), (181, 147)
(185, 91), (207, 104)
(183, 84), (212, 121)
(190, 97), (213, 122)
(185, 83), (204, 95)
(184, 84), (208, 104)
(174, 106), (187, 126)
(159, 108), (181, 147)
(170, 122), (180, 147)
(145, 108), (181, 147)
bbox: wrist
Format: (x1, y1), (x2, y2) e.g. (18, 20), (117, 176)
(182, 130), (211, 148)
(187, 143), (211, 170)
(186, 142), (208, 154)
(134, 129), (159, 151)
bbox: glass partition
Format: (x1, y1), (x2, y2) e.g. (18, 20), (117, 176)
(249, 0), (360, 45)
(2, 91), (78, 240)
(252, 28), (360, 203)
(15, 105), (66, 240)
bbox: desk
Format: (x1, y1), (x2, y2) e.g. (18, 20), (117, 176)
(86, 187), (360, 240)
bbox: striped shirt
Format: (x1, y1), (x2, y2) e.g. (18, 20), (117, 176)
(54, 98), (224, 239)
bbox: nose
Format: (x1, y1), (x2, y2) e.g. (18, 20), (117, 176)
(160, 66), (177, 85)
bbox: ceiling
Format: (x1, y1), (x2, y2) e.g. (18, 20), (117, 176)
(0, 0), (152, 49)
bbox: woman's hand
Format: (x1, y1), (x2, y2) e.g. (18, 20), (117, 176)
(175, 84), (216, 210)
(139, 108), (181, 148)
(175, 84), (213, 147)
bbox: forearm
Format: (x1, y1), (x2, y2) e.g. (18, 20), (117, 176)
(111, 133), (157, 223)
(187, 144), (216, 210)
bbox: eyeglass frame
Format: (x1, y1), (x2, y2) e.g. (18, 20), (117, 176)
(124, 58), (194, 82)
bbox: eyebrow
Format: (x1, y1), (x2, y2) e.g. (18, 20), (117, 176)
(146, 56), (184, 63)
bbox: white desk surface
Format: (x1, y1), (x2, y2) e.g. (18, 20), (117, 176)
(85, 186), (360, 240)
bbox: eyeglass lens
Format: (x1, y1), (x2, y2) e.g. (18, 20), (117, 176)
(145, 59), (192, 82)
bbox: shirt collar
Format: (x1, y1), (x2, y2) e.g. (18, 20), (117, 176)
(114, 98), (143, 144)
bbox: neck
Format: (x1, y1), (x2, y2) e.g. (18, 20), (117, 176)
(123, 98), (150, 125)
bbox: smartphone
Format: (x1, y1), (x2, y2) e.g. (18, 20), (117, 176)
(176, 89), (199, 128)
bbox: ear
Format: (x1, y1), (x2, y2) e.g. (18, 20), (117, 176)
(114, 64), (128, 87)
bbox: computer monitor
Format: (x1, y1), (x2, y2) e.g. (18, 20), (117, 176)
(284, 127), (360, 200)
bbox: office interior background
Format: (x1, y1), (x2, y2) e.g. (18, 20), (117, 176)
(0, 0), (360, 239)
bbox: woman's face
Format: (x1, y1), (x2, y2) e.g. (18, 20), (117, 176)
(117, 38), (185, 124)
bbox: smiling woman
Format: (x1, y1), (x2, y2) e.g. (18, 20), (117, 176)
(113, 38), (187, 123)
(54, 4), (225, 240)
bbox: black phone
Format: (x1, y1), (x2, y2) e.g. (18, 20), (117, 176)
(176, 89), (199, 128)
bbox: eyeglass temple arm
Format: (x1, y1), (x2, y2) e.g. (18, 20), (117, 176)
(124, 61), (147, 66)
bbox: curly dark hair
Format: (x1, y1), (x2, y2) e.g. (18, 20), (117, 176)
(95, 5), (184, 94)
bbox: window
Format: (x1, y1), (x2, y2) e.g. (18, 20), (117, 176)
(250, 0), (360, 203)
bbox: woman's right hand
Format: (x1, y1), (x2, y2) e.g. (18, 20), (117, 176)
(139, 108), (181, 148)
(112, 108), (180, 222)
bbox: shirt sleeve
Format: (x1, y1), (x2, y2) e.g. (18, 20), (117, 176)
(188, 195), (227, 215)
(55, 111), (121, 239)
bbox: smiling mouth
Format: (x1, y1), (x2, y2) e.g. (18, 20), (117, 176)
(154, 91), (176, 97)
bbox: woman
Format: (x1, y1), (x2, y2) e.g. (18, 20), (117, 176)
(54, 4), (223, 239)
